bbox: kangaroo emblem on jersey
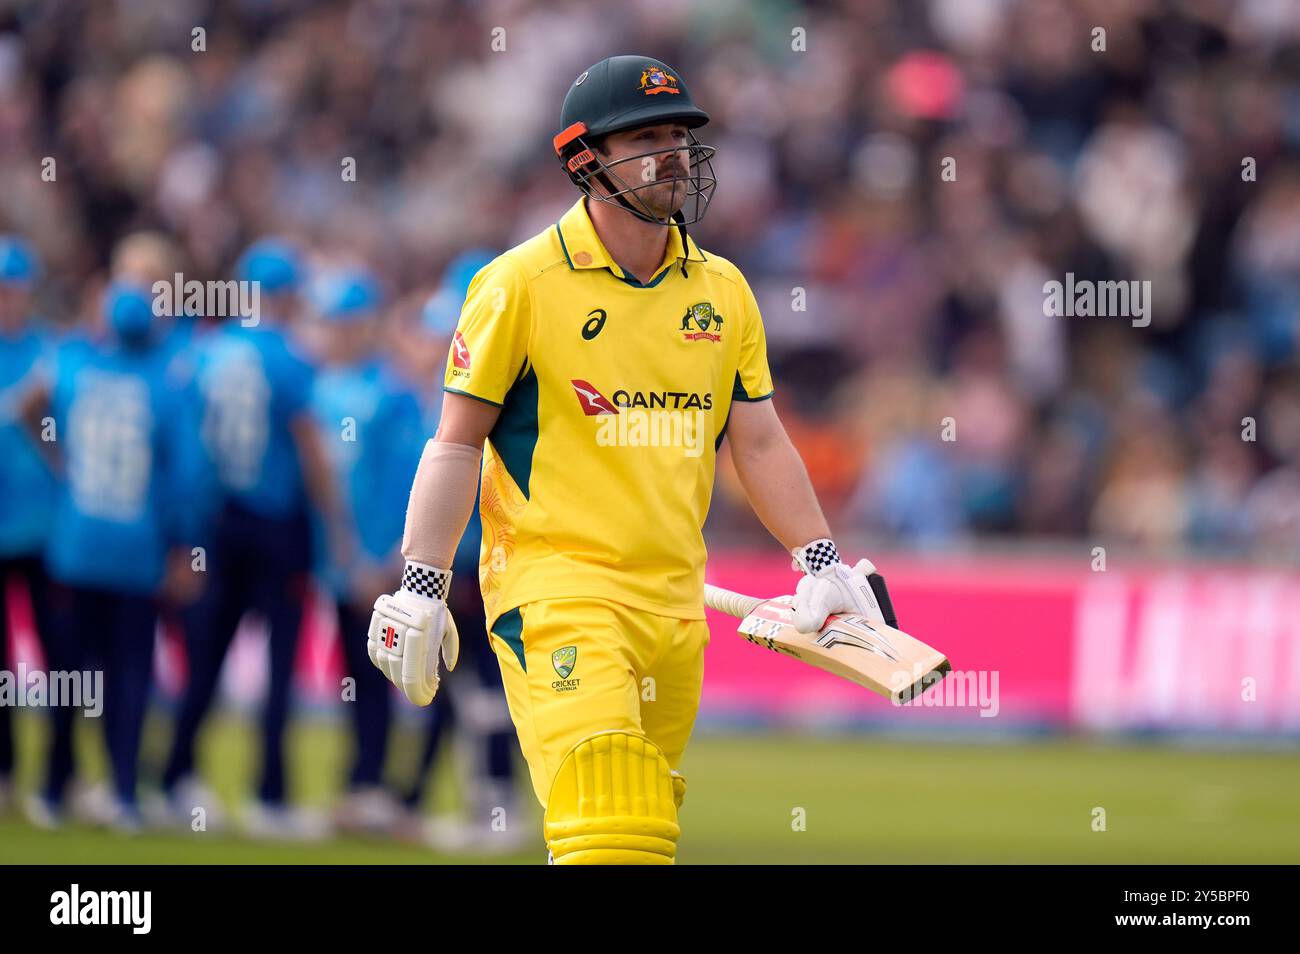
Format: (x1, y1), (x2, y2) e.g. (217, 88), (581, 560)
(680, 301), (723, 342)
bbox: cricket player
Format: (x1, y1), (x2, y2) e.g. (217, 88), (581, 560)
(0, 236), (56, 816)
(161, 239), (342, 837)
(26, 282), (203, 830)
(368, 55), (892, 864)
(306, 268), (423, 832)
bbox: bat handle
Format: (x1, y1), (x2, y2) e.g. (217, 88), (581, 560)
(867, 572), (898, 629)
(704, 584), (764, 619)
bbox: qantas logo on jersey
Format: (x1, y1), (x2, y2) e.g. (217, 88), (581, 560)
(451, 331), (471, 369)
(613, 389), (713, 410)
(575, 381), (714, 458)
(570, 379), (620, 415)
(571, 382), (715, 414)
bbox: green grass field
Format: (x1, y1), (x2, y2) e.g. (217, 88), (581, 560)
(2, 712), (1298, 864)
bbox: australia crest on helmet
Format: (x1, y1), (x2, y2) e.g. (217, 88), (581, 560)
(639, 65), (680, 95)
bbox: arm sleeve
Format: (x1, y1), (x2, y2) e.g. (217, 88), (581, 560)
(442, 255), (530, 407)
(400, 439), (482, 570)
(733, 276), (775, 402)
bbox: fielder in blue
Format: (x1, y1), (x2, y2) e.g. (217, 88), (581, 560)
(27, 282), (201, 829)
(307, 269), (424, 832)
(161, 238), (343, 837)
(0, 236), (57, 814)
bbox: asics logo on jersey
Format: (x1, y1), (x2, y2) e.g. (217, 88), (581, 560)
(581, 308), (607, 340)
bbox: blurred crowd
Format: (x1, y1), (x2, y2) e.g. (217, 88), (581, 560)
(2, 0), (1298, 558)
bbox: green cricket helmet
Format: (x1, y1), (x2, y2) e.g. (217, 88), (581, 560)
(553, 55), (717, 226)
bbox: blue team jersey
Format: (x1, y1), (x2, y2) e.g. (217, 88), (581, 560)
(311, 359), (424, 593)
(0, 326), (57, 557)
(44, 336), (201, 593)
(160, 318), (219, 547)
(159, 314), (201, 366)
(194, 323), (315, 519)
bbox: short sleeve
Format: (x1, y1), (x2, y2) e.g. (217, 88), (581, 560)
(732, 276), (775, 402)
(443, 255), (530, 407)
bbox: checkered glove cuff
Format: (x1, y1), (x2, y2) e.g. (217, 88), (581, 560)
(791, 538), (841, 576)
(400, 561), (451, 602)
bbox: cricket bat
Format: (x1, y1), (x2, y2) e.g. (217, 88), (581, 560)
(704, 584), (951, 705)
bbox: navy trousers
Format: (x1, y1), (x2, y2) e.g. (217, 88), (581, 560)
(337, 599), (392, 789)
(403, 573), (514, 809)
(42, 583), (156, 807)
(162, 501), (311, 805)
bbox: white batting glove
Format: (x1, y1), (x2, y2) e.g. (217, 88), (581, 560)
(368, 562), (460, 706)
(790, 538), (886, 634)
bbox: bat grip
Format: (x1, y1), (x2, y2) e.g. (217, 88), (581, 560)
(704, 584), (763, 619)
(868, 572), (898, 629)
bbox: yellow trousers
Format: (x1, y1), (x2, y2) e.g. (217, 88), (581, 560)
(487, 597), (709, 807)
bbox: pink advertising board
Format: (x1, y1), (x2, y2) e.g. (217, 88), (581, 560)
(8, 554), (1299, 734)
(702, 552), (1300, 733)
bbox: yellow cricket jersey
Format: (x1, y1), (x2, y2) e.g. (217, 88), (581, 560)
(445, 197), (774, 625)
